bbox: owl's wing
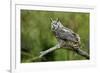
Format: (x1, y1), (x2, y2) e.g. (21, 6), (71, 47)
(56, 28), (79, 42)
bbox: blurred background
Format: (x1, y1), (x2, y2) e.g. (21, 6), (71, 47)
(21, 10), (89, 63)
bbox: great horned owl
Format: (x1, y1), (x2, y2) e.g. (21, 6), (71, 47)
(50, 18), (81, 50)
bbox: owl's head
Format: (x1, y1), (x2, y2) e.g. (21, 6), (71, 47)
(50, 18), (63, 31)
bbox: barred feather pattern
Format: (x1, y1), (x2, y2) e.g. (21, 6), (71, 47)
(51, 19), (81, 50)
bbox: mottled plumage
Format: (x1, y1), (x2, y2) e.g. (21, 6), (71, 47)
(50, 18), (81, 49)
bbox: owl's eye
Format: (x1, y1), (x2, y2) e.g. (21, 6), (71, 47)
(55, 22), (58, 25)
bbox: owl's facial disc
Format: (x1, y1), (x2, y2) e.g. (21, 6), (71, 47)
(51, 21), (59, 31)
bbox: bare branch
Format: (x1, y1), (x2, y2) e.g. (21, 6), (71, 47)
(28, 44), (89, 62)
(27, 44), (60, 62)
(39, 44), (60, 58)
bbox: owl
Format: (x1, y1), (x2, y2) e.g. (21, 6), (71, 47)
(50, 18), (81, 50)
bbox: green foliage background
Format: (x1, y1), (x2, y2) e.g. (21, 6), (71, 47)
(21, 10), (90, 63)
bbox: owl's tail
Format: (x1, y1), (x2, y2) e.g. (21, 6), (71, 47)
(74, 48), (89, 59)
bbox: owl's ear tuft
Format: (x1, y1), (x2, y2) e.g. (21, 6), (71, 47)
(56, 18), (59, 22)
(49, 17), (53, 22)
